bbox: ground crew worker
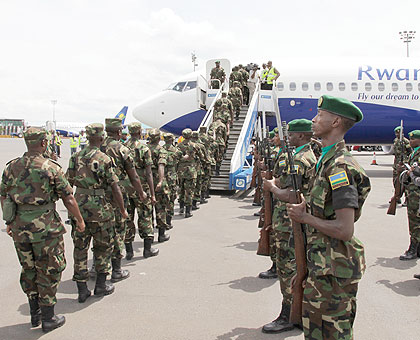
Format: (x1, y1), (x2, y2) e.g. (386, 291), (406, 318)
(262, 119), (317, 334)
(228, 81), (243, 120)
(210, 60), (226, 89)
(286, 95), (371, 340)
(54, 131), (63, 157)
(264, 60), (280, 90)
(260, 63), (268, 89)
(78, 130), (88, 150)
(101, 118), (146, 282)
(1, 127), (85, 333)
(124, 123), (159, 259)
(163, 133), (178, 227)
(67, 123), (127, 303)
(70, 134), (79, 155)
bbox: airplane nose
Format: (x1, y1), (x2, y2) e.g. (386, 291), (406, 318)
(133, 93), (164, 128)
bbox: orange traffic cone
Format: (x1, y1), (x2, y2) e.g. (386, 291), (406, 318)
(371, 152), (378, 165)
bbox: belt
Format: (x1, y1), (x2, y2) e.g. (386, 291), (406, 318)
(17, 202), (56, 211)
(76, 187), (105, 196)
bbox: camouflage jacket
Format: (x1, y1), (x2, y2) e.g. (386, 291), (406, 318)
(393, 136), (412, 168)
(213, 110), (231, 126)
(1, 151), (72, 243)
(208, 121), (227, 146)
(176, 140), (198, 179)
(125, 138), (152, 185)
(229, 71), (241, 87)
(308, 140), (371, 279)
(228, 87), (242, 104)
(210, 66), (226, 83)
(406, 146), (420, 199)
(163, 143), (178, 183)
(147, 142), (168, 193)
(199, 134), (217, 166)
(66, 145), (117, 222)
(239, 69), (249, 86)
(214, 98), (233, 114)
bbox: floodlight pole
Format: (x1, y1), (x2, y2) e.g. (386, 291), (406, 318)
(399, 30), (416, 57)
(51, 99), (57, 131)
(191, 52), (198, 71)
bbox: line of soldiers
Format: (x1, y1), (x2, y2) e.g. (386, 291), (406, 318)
(251, 95), (371, 340)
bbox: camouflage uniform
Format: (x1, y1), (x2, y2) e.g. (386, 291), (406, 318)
(208, 119), (227, 173)
(392, 135), (411, 184)
(199, 127), (216, 194)
(1, 128), (72, 307)
(214, 96), (234, 124)
(405, 145), (420, 246)
(229, 67), (242, 89)
(304, 140), (370, 340)
(210, 65), (226, 89)
(214, 104), (232, 127)
(192, 131), (211, 205)
(163, 133), (178, 222)
(228, 82), (243, 120)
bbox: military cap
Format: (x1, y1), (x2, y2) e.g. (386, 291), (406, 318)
(317, 95), (363, 122)
(163, 132), (174, 140)
(128, 122), (142, 133)
(148, 128), (161, 139)
(105, 118), (123, 130)
(233, 81), (241, 86)
(288, 119), (312, 132)
(122, 130), (128, 135)
(409, 130), (420, 139)
(192, 131), (199, 139)
(394, 126), (402, 132)
(85, 123), (104, 137)
(215, 60), (220, 63)
(24, 127), (47, 144)
(199, 126), (207, 133)
(268, 127), (278, 138)
(182, 128), (193, 138)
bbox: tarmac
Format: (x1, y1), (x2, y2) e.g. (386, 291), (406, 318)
(0, 138), (419, 340)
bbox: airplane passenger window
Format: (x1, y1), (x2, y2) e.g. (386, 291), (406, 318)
(302, 82), (309, 91)
(327, 82), (333, 91)
(351, 82), (358, 91)
(365, 83), (372, 91)
(290, 82), (296, 91)
(339, 82), (345, 91)
(314, 82), (321, 91)
(277, 82), (284, 91)
(406, 83), (413, 91)
(184, 81), (197, 91)
(172, 82), (186, 92)
(392, 83), (398, 91)
(378, 83), (385, 91)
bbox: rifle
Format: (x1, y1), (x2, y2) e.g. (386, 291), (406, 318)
(282, 121), (307, 325)
(388, 120), (404, 215)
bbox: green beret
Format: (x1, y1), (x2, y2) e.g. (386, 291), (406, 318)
(105, 118), (123, 130)
(192, 131), (199, 139)
(215, 60), (220, 63)
(409, 130), (420, 139)
(199, 126), (207, 133)
(24, 127), (47, 145)
(163, 133), (174, 140)
(182, 128), (193, 138)
(148, 128), (161, 139)
(288, 119), (312, 132)
(394, 126), (402, 132)
(128, 122), (142, 133)
(318, 95), (363, 122)
(268, 127), (278, 138)
(86, 123), (104, 137)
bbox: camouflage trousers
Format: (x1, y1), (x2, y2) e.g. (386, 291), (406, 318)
(179, 177), (196, 206)
(407, 191), (420, 243)
(112, 195), (128, 260)
(194, 172), (203, 201)
(303, 275), (359, 340)
(125, 195), (154, 242)
(14, 236), (66, 306)
(166, 176), (177, 217)
(72, 220), (114, 282)
(154, 188), (169, 230)
(201, 165), (211, 193)
(216, 144), (225, 167)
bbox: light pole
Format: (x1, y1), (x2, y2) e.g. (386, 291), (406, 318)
(51, 99), (57, 131)
(399, 31), (416, 57)
(191, 52), (198, 71)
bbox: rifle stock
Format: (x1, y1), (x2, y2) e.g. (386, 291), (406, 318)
(387, 168), (404, 215)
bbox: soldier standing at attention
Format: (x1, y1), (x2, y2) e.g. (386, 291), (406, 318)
(147, 128), (171, 242)
(67, 123), (128, 302)
(1, 127), (85, 332)
(392, 125), (412, 206)
(163, 133), (178, 228)
(287, 95), (371, 340)
(124, 123), (159, 259)
(102, 118), (146, 282)
(210, 60), (226, 89)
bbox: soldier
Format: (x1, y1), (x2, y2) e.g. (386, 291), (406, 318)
(229, 66), (242, 89)
(214, 92), (234, 125)
(399, 130), (420, 260)
(147, 128), (171, 242)
(262, 119), (317, 333)
(198, 127), (213, 200)
(392, 125), (412, 206)
(102, 118), (146, 282)
(210, 60), (226, 89)
(192, 131), (211, 207)
(1, 127), (85, 332)
(177, 128), (198, 218)
(124, 123), (159, 259)
(163, 133), (178, 227)
(208, 118), (228, 176)
(214, 103), (232, 133)
(67, 123), (127, 302)
(238, 64), (249, 105)
(286, 95), (371, 340)
(228, 81), (243, 120)
(120, 130), (129, 144)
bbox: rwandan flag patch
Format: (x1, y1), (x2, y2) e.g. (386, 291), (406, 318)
(329, 170), (350, 190)
(278, 160), (286, 167)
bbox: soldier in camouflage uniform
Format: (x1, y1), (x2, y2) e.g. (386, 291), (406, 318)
(262, 119), (317, 334)
(229, 66), (242, 89)
(238, 64), (249, 105)
(148, 128), (171, 242)
(176, 128), (199, 218)
(214, 92), (234, 126)
(214, 103), (232, 133)
(210, 60), (226, 89)
(192, 131), (211, 207)
(67, 123), (127, 302)
(208, 118), (228, 176)
(124, 123), (159, 259)
(1, 127), (85, 332)
(102, 118), (146, 282)
(199, 126), (214, 198)
(163, 133), (178, 227)
(399, 130), (420, 260)
(287, 95), (371, 340)
(392, 125), (412, 206)
(228, 81), (243, 120)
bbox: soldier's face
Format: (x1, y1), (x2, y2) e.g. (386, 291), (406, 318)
(409, 138), (420, 148)
(312, 110), (335, 138)
(288, 132), (300, 147)
(273, 134), (281, 146)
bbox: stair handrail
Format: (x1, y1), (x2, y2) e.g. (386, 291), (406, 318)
(199, 81), (225, 129)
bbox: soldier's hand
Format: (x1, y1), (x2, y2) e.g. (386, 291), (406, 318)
(138, 190), (147, 202)
(121, 209), (129, 220)
(6, 224), (12, 237)
(155, 182), (162, 192)
(286, 194), (307, 223)
(76, 219), (85, 233)
(150, 195), (157, 205)
(263, 178), (275, 192)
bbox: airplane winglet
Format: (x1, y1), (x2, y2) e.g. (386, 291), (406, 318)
(115, 106), (128, 124)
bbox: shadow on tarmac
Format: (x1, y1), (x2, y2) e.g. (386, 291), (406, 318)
(215, 276), (277, 293)
(215, 326), (302, 340)
(0, 322), (44, 340)
(237, 215), (259, 221)
(376, 279), (420, 297)
(371, 256), (418, 270)
(365, 170), (392, 178)
(237, 205), (259, 210)
(227, 241), (258, 252)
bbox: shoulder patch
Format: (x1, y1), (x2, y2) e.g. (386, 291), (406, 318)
(288, 164), (300, 173)
(278, 160), (286, 167)
(329, 170), (349, 190)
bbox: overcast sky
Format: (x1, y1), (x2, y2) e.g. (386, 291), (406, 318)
(0, 0), (419, 126)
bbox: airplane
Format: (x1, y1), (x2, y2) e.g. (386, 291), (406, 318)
(46, 106), (128, 137)
(132, 58), (420, 153)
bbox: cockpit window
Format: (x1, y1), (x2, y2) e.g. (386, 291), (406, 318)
(172, 82), (186, 92)
(184, 81), (197, 91)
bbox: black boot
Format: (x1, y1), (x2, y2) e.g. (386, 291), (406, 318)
(200, 193), (208, 204)
(414, 273), (420, 279)
(94, 273), (115, 296)
(144, 237), (159, 258)
(125, 242), (134, 260)
(111, 258), (130, 282)
(215, 166), (220, 176)
(179, 201), (185, 215)
(205, 190), (211, 199)
(399, 240), (419, 260)
(166, 215), (173, 229)
(185, 205), (193, 218)
(192, 200), (200, 210)
(28, 296), (41, 327)
(41, 305), (65, 333)
(259, 262), (278, 279)
(158, 228), (170, 243)
(76, 281), (91, 303)
(262, 303), (295, 333)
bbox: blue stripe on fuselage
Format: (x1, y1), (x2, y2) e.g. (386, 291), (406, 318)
(160, 109), (207, 136)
